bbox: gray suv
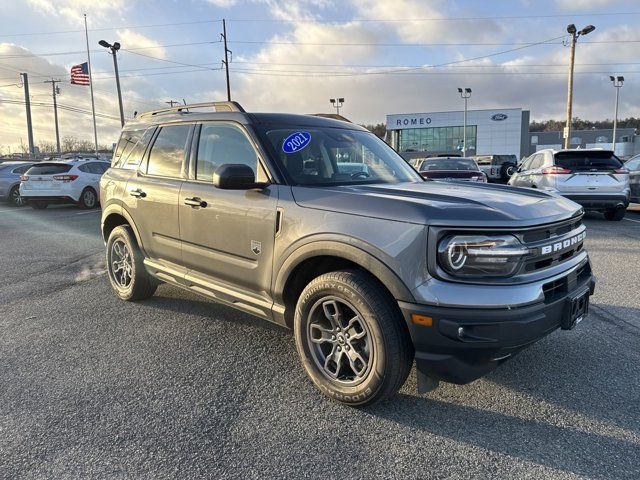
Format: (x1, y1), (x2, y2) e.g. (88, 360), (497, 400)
(100, 102), (595, 406)
(509, 149), (630, 220)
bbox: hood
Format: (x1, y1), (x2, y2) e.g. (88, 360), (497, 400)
(291, 181), (583, 227)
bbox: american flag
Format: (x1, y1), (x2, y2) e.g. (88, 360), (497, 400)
(70, 62), (90, 86)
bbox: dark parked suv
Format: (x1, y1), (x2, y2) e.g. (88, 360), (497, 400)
(101, 102), (595, 406)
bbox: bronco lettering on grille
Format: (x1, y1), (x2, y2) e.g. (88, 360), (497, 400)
(540, 232), (586, 255)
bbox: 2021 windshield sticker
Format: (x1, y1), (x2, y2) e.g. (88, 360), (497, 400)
(282, 131), (311, 153)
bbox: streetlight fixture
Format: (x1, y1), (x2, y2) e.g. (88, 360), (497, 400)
(563, 24), (596, 149)
(609, 75), (624, 154)
(98, 39), (125, 127)
(458, 87), (471, 156)
(329, 97), (345, 115)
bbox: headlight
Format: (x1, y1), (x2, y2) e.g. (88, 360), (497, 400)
(437, 235), (530, 277)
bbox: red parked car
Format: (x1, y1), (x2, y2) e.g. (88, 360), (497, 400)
(415, 157), (487, 182)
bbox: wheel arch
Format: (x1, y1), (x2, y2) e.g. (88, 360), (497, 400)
(274, 241), (415, 329)
(101, 204), (144, 250)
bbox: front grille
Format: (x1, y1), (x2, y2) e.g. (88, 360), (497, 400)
(517, 217), (585, 275)
(543, 262), (591, 303)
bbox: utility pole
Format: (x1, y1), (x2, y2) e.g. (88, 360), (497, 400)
(44, 79), (62, 153)
(20, 73), (35, 157)
(609, 75), (624, 154)
(564, 24), (595, 149)
(165, 100), (179, 107)
(221, 19), (232, 101)
(458, 87), (472, 156)
(329, 97), (345, 115)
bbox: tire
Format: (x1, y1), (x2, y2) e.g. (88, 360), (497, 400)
(604, 208), (625, 221)
(8, 185), (24, 207)
(79, 187), (98, 209)
(294, 269), (414, 407)
(30, 200), (48, 210)
(500, 163), (516, 180)
(106, 225), (157, 301)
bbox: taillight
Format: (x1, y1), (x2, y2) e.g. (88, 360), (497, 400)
(614, 168), (629, 174)
(53, 174), (79, 182)
(471, 175), (485, 182)
(20, 175), (29, 181)
(542, 166), (571, 175)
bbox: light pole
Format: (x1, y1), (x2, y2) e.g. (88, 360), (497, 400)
(609, 75), (624, 154)
(98, 40), (125, 127)
(457, 87), (471, 156)
(329, 97), (344, 115)
(44, 79), (62, 153)
(564, 24), (595, 149)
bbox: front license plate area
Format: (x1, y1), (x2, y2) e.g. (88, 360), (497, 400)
(562, 289), (589, 330)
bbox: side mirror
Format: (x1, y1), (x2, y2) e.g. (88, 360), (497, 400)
(213, 164), (264, 190)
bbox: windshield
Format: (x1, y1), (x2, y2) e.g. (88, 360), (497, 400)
(420, 158), (478, 171)
(554, 151), (623, 171)
(258, 126), (422, 186)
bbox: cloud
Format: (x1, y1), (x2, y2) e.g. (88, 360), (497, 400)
(556, 0), (621, 9)
(116, 30), (168, 60)
(351, 0), (504, 43)
(26, 0), (129, 24)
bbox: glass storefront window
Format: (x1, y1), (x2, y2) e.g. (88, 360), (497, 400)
(398, 125), (477, 155)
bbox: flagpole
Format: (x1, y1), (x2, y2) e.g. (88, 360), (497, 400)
(84, 13), (99, 155)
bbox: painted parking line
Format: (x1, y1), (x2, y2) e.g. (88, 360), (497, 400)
(623, 217), (640, 224)
(75, 210), (102, 215)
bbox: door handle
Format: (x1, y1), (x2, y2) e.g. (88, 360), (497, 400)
(129, 188), (146, 198)
(184, 197), (207, 208)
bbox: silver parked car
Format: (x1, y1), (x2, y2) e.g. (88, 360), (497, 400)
(625, 154), (640, 203)
(509, 149), (629, 221)
(0, 161), (33, 206)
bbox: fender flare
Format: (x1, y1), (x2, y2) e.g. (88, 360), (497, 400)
(273, 239), (415, 305)
(101, 203), (144, 251)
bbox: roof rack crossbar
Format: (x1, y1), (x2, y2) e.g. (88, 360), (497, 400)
(138, 101), (245, 118)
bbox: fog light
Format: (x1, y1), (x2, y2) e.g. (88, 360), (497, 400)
(457, 327), (465, 338)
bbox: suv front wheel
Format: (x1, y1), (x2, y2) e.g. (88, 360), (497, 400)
(294, 269), (413, 407)
(604, 208), (625, 221)
(106, 225), (157, 301)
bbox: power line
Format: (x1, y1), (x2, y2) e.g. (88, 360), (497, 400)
(0, 11), (638, 38)
(228, 39), (640, 47)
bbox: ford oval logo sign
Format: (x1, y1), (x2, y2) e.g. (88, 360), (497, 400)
(282, 131), (311, 153)
(491, 113), (508, 121)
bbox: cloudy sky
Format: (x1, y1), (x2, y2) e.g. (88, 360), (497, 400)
(0, 0), (639, 152)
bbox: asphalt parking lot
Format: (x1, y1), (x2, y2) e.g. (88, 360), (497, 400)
(0, 205), (639, 479)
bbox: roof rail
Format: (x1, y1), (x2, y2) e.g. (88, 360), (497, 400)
(138, 101), (245, 118)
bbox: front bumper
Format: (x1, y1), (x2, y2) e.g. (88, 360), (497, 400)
(399, 259), (595, 384)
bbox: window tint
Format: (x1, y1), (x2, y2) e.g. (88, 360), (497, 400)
(196, 123), (258, 181)
(147, 125), (190, 178)
(12, 165), (31, 174)
(554, 151), (623, 171)
(419, 158), (478, 171)
(78, 164), (91, 173)
(624, 158), (640, 171)
(97, 162), (110, 173)
(113, 129), (145, 167)
(26, 164), (72, 175)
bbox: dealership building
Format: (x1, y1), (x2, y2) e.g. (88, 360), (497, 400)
(386, 108), (530, 161)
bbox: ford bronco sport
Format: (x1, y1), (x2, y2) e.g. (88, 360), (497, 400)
(101, 102), (595, 406)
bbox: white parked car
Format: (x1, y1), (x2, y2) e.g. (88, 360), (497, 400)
(19, 158), (110, 209)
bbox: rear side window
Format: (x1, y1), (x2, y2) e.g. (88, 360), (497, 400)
(26, 164), (72, 175)
(147, 125), (190, 178)
(554, 152), (623, 171)
(113, 129), (145, 167)
(12, 165), (31, 174)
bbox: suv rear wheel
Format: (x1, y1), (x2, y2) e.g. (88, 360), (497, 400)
(8, 185), (24, 207)
(79, 187), (98, 209)
(106, 225), (157, 301)
(604, 208), (625, 221)
(500, 163), (516, 180)
(29, 200), (48, 210)
(294, 269), (413, 407)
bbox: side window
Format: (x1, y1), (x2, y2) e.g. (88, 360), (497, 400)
(147, 125), (190, 178)
(124, 128), (155, 170)
(528, 155), (543, 170)
(12, 165), (30, 174)
(86, 162), (104, 174)
(78, 164), (91, 173)
(196, 123), (260, 181)
(112, 129), (144, 167)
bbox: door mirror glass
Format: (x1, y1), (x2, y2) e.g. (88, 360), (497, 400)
(213, 164), (259, 189)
